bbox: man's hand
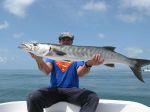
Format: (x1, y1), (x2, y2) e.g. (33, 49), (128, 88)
(77, 54), (104, 76)
(29, 52), (43, 61)
(86, 54), (104, 66)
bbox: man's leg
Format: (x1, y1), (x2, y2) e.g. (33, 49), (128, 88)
(79, 91), (99, 112)
(27, 88), (60, 112)
(59, 88), (99, 112)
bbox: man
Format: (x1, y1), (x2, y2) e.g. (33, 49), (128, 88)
(27, 32), (104, 112)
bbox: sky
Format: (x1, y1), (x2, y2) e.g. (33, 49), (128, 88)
(0, 0), (150, 69)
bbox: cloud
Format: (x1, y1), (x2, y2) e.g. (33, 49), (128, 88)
(122, 0), (150, 11)
(0, 56), (7, 64)
(124, 47), (143, 57)
(0, 21), (9, 30)
(98, 33), (105, 39)
(0, 48), (18, 64)
(118, 0), (150, 22)
(0, 49), (8, 64)
(3, 0), (35, 17)
(117, 14), (142, 23)
(82, 1), (108, 12)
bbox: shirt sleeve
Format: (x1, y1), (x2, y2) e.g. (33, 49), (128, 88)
(44, 58), (54, 63)
(76, 61), (84, 69)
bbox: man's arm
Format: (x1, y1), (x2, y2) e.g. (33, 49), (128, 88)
(30, 53), (53, 75)
(77, 54), (104, 77)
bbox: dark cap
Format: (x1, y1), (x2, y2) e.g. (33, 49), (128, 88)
(59, 32), (74, 40)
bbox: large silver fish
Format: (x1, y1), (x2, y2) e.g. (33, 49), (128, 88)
(19, 42), (150, 82)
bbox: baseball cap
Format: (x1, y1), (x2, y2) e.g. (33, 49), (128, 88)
(59, 32), (74, 40)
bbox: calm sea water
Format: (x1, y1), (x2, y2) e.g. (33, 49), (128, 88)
(0, 69), (150, 106)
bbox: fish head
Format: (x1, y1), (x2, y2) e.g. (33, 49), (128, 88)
(19, 42), (51, 56)
(19, 42), (67, 58)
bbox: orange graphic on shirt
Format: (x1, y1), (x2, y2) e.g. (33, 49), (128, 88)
(55, 60), (73, 72)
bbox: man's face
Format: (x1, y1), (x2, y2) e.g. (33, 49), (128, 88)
(59, 37), (73, 45)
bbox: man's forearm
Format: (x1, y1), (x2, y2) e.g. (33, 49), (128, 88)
(29, 52), (52, 75)
(35, 58), (51, 75)
(78, 54), (104, 76)
(77, 62), (92, 76)
(79, 66), (91, 76)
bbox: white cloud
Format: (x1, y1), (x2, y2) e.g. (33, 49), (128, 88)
(0, 49), (8, 64)
(0, 48), (18, 64)
(118, 0), (150, 22)
(3, 0), (35, 17)
(98, 33), (105, 39)
(0, 21), (9, 30)
(83, 1), (108, 12)
(125, 47), (143, 57)
(0, 56), (7, 64)
(122, 0), (150, 11)
(117, 14), (142, 23)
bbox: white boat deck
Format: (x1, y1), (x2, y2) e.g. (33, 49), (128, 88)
(0, 99), (149, 112)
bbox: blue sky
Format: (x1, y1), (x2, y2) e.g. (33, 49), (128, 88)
(0, 0), (150, 69)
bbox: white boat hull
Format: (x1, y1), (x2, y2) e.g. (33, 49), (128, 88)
(143, 69), (150, 72)
(0, 99), (149, 112)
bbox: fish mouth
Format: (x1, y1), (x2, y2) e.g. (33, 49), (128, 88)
(18, 43), (27, 49)
(18, 43), (31, 51)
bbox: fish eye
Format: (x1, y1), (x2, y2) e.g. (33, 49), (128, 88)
(33, 43), (37, 46)
(49, 46), (51, 51)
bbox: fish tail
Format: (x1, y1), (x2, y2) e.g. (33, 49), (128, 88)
(130, 58), (150, 82)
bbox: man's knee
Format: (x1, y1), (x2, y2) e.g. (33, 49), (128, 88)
(27, 90), (42, 103)
(80, 91), (99, 112)
(80, 90), (99, 105)
(88, 92), (99, 102)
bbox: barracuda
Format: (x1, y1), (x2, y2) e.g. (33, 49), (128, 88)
(19, 42), (150, 82)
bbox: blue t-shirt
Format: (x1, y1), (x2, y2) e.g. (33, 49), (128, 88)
(45, 58), (84, 88)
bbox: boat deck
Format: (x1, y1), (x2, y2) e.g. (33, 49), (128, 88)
(0, 99), (149, 112)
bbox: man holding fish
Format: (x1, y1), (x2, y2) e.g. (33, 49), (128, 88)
(27, 32), (104, 112)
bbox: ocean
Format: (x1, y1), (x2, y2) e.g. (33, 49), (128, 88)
(0, 69), (150, 106)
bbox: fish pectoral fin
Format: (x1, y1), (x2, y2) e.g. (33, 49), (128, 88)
(104, 64), (115, 67)
(103, 46), (116, 51)
(53, 49), (66, 56)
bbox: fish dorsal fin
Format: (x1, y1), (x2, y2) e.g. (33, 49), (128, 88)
(103, 46), (116, 51)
